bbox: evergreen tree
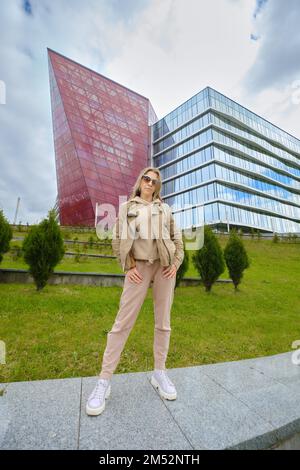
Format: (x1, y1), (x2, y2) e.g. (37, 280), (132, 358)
(22, 209), (65, 290)
(224, 228), (250, 290)
(192, 225), (225, 292)
(0, 210), (13, 264)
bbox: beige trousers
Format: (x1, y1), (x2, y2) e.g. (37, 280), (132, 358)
(99, 259), (176, 379)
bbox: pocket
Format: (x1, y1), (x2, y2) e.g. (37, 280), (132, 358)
(127, 209), (139, 217)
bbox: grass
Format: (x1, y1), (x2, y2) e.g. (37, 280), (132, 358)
(1, 253), (123, 274)
(3, 233), (300, 279)
(0, 249), (230, 278)
(0, 237), (300, 383)
(12, 230), (105, 242)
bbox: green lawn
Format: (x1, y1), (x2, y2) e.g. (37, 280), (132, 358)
(0, 248), (229, 278)
(12, 229), (98, 242)
(1, 231), (244, 277)
(0, 237), (299, 383)
(1, 253), (123, 275)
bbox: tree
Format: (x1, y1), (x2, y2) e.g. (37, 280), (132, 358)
(192, 225), (225, 292)
(224, 228), (250, 290)
(0, 210), (13, 264)
(22, 209), (65, 290)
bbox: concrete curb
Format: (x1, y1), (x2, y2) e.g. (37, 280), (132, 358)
(0, 268), (232, 287)
(1, 351), (300, 449)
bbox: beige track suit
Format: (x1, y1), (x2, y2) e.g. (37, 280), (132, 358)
(99, 196), (184, 379)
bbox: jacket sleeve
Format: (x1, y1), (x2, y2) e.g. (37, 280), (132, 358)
(111, 203), (126, 265)
(169, 208), (184, 270)
(112, 203), (136, 273)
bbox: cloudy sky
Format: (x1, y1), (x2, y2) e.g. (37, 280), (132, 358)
(0, 0), (300, 224)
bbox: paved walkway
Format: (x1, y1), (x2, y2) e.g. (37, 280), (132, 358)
(1, 351), (300, 450)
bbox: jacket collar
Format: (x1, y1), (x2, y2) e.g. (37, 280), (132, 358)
(130, 196), (161, 205)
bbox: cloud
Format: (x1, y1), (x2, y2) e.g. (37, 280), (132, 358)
(239, 0), (300, 144)
(105, 0), (258, 116)
(22, 0), (33, 16)
(0, 0), (150, 224)
(244, 0), (300, 92)
(253, 0), (268, 18)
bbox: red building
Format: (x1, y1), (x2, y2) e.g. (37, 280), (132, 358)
(48, 48), (157, 226)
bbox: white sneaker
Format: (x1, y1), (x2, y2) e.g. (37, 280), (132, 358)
(150, 369), (177, 400)
(86, 378), (111, 416)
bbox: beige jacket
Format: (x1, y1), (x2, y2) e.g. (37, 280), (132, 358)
(112, 196), (184, 273)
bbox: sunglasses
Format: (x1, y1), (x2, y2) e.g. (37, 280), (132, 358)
(142, 175), (160, 186)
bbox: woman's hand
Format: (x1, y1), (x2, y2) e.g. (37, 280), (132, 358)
(162, 264), (177, 279)
(126, 266), (143, 284)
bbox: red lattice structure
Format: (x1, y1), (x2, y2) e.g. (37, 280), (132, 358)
(48, 48), (157, 226)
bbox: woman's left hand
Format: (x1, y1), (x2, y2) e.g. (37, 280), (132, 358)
(162, 263), (177, 279)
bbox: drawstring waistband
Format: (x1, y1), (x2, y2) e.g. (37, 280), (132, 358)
(136, 258), (158, 266)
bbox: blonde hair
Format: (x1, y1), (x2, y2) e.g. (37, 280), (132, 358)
(128, 167), (163, 202)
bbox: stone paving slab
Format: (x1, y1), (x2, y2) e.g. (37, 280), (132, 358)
(80, 373), (193, 450)
(1, 351), (300, 450)
(0, 377), (81, 450)
(153, 367), (275, 450)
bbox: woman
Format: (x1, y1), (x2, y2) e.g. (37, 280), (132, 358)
(86, 167), (184, 416)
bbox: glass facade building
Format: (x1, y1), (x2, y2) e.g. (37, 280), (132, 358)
(152, 87), (300, 233)
(48, 50), (300, 233)
(48, 49), (157, 226)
